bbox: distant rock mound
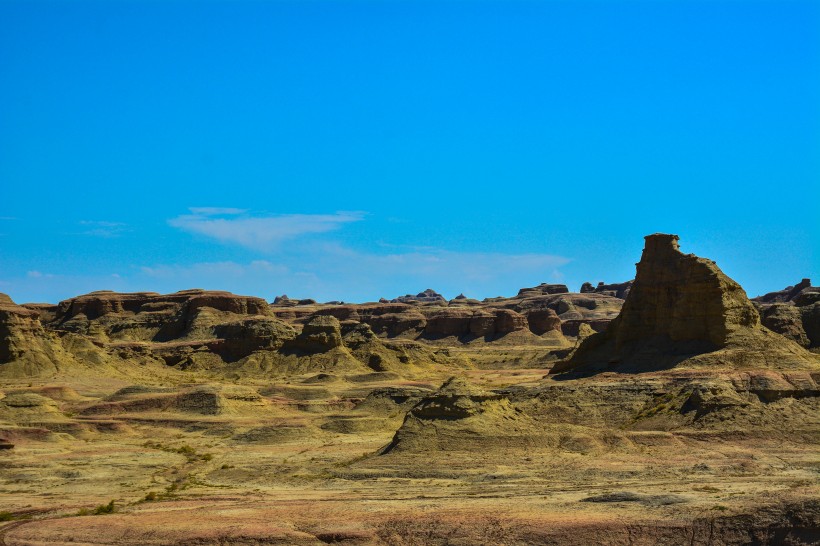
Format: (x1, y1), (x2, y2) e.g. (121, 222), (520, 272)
(514, 283), (569, 298)
(380, 377), (534, 453)
(753, 279), (813, 304)
(290, 315), (344, 352)
(580, 280), (633, 299)
(553, 234), (819, 374)
(390, 289), (446, 304)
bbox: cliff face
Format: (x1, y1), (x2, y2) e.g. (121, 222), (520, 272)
(0, 294), (63, 375)
(613, 234), (759, 350)
(553, 234), (818, 375)
(753, 280), (820, 350)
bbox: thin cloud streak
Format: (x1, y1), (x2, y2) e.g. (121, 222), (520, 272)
(168, 210), (365, 251)
(188, 207), (247, 216)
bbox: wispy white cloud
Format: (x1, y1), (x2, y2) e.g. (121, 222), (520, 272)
(27, 270), (56, 279)
(168, 209), (365, 251)
(188, 207), (247, 216)
(4, 211), (571, 303)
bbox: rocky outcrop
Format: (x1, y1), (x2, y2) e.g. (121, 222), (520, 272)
(611, 234), (759, 347)
(52, 290), (273, 341)
(553, 234), (819, 374)
(580, 280), (633, 299)
(390, 289), (446, 304)
(493, 292), (623, 337)
(753, 279), (812, 304)
(423, 308), (529, 339)
(363, 309), (428, 337)
(524, 308), (562, 335)
(289, 316), (343, 353)
(757, 304), (810, 347)
(514, 283), (569, 298)
(0, 294), (62, 376)
(753, 280), (820, 349)
(424, 308), (475, 337)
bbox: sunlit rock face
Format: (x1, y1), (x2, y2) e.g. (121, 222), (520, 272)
(613, 233), (759, 350)
(554, 234), (815, 375)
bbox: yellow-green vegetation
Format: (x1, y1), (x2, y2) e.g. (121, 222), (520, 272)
(143, 441), (214, 463)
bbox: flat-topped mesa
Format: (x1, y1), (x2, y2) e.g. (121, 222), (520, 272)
(552, 234), (818, 375)
(515, 283), (569, 298)
(54, 290), (272, 324)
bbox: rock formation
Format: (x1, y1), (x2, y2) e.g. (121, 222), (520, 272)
(0, 293), (63, 376)
(422, 308), (529, 339)
(290, 315), (344, 352)
(553, 234), (819, 374)
(753, 280), (820, 350)
(380, 377), (530, 453)
(390, 289), (446, 304)
(514, 283), (569, 298)
(753, 278), (812, 304)
(580, 280), (633, 299)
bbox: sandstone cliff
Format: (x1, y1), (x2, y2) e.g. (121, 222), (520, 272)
(552, 234), (819, 374)
(0, 293), (64, 376)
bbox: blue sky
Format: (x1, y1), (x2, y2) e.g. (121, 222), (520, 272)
(1, 0), (818, 304)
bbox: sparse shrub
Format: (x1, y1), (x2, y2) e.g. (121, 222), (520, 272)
(176, 445), (195, 456)
(144, 491), (158, 502)
(220, 463), (234, 469)
(0, 511), (14, 521)
(93, 500), (116, 515)
(200, 453), (213, 461)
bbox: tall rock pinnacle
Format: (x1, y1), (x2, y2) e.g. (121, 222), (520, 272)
(552, 234), (817, 375)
